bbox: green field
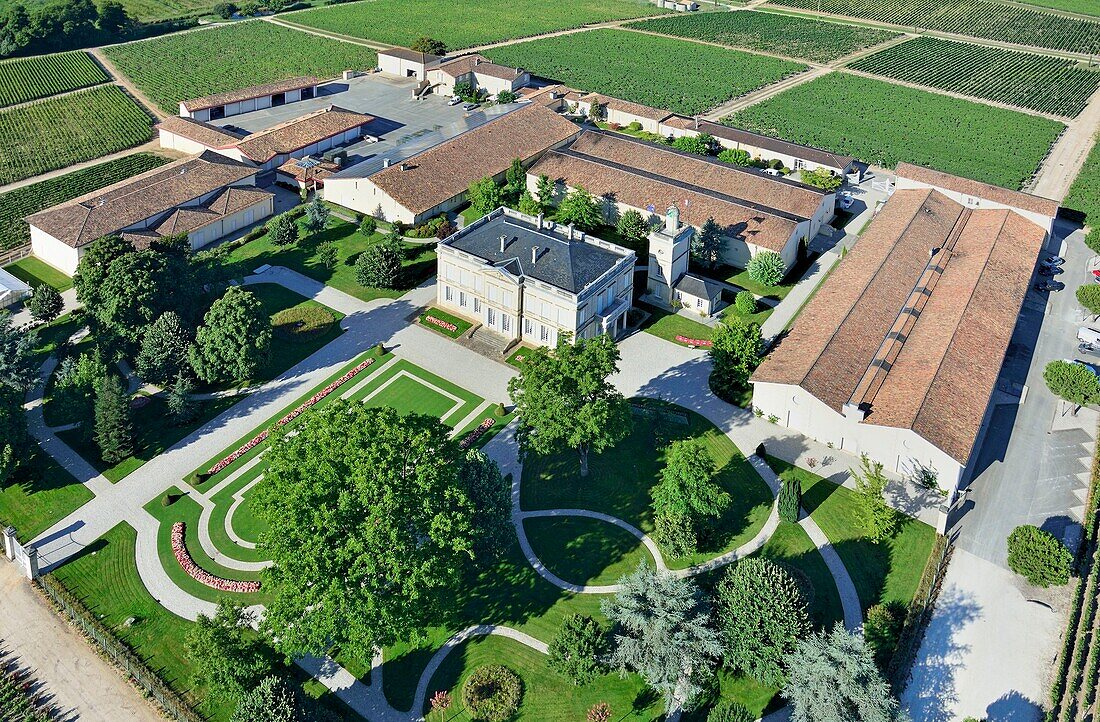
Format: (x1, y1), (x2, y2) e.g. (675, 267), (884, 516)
(0, 0), (218, 22)
(1016, 0), (1100, 15)
(103, 21), (378, 113)
(0, 51), (108, 109)
(4, 256), (73, 291)
(849, 36), (1100, 117)
(766, 0), (1100, 53)
(0, 84), (153, 186)
(290, 0), (662, 50)
(0, 153), (170, 251)
(485, 29), (806, 116)
(1065, 134), (1100, 226)
(0, 451), (93, 542)
(627, 10), (900, 62)
(728, 72), (1065, 189)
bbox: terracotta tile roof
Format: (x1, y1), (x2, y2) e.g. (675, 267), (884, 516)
(25, 151), (261, 248)
(751, 188), (1046, 464)
(568, 131), (826, 220)
(664, 116), (856, 170)
(584, 93), (671, 123)
(157, 115), (245, 148)
(151, 186), (270, 236)
(895, 162), (1060, 218)
(379, 46), (441, 64)
(181, 76), (322, 112)
(530, 147), (800, 253)
(277, 157), (340, 183)
(367, 104), (579, 216)
(233, 105), (373, 163)
(438, 54), (525, 81)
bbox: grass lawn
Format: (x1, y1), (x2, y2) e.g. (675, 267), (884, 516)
(207, 463), (269, 565)
(246, 282), (345, 383)
(769, 458), (937, 610)
(717, 264), (797, 301)
(506, 344), (537, 368)
(29, 311), (87, 364)
(637, 303), (714, 347)
(345, 358), (484, 428)
(4, 256), (72, 291)
(719, 300), (773, 327)
(222, 217), (435, 304)
(418, 306), (473, 338)
(0, 451), (93, 542)
(523, 516), (655, 586)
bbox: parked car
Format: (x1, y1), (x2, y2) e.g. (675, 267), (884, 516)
(1079, 342), (1100, 359)
(1044, 255), (1065, 266)
(1039, 265), (1064, 276)
(763, 168), (781, 177)
(463, 102), (480, 111)
(839, 191), (854, 209)
(1035, 280), (1064, 292)
(447, 96), (462, 106)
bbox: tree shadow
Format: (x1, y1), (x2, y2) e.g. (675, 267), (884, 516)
(984, 690), (1045, 722)
(900, 585), (981, 722)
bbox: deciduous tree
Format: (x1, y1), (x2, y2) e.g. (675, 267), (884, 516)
(317, 241), (338, 271)
(863, 602), (906, 670)
(1078, 285), (1100, 316)
(517, 190), (541, 216)
(555, 186), (603, 232)
(717, 148), (752, 166)
(27, 283), (62, 323)
(186, 602), (270, 704)
(1045, 359), (1100, 407)
(535, 174), (556, 210)
(1007, 524), (1072, 587)
(708, 318), (762, 403)
(504, 157), (526, 203)
(459, 449), (511, 559)
(410, 36), (445, 55)
(73, 234), (131, 310)
(799, 168), (842, 191)
(268, 212), (300, 247)
(652, 439), (728, 554)
(467, 176), (503, 217)
(167, 372), (197, 426)
(616, 209), (651, 250)
(189, 287), (271, 385)
(355, 237), (403, 289)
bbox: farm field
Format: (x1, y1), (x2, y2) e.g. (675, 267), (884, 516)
(103, 21), (378, 113)
(289, 0), (663, 50)
(765, 0), (1100, 53)
(0, 84), (153, 186)
(485, 29), (806, 116)
(849, 37), (1100, 117)
(1017, 0), (1100, 15)
(0, 153), (170, 251)
(626, 10), (900, 63)
(0, 51), (108, 109)
(1065, 136), (1100, 226)
(0, 0), (215, 22)
(728, 72), (1064, 189)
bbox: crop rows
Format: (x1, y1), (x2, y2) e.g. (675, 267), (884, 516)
(0, 51), (109, 109)
(728, 72), (1065, 189)
(485, 29), (807, 116)
(850, 37), (1100, 118)
(0, 153), (169, 250)
(291, 0), (663, 50)
(1065, 137), (1100, 226)
(766, 0), (1100, 53)
(626, 10), (900, 63)
(103, 21), (378, 113)
(0, 84), (153, 186)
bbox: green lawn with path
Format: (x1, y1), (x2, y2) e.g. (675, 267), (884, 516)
(0, 451), (94, 542)
(245, 282), (346, 385)
(638, 303), (715, 347)
(4, 256), (72, 291)
(523, 516), (655, 586)
(345, 358), (484, 428)
(207, 463), (269, 565)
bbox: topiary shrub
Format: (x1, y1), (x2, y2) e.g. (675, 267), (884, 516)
(777, 475), (801, 523)
(1007, 525), (1072, 587)
(462, 665), (522, 722)
(746, 251), (785, 287)
(707, 699), (755, 722)
(734, 290), (757, 315)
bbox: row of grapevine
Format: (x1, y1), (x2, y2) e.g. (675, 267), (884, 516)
(766, 0), (1100, 53)
(626, 9), (901, 63)
(850, 37), (1100, 118)
(103, 21), (379, 114)
(0, 153), (170, 250)
(0, 51), (109, 109)
(0, 655), (51, 722)
(485, 29), (807, 116)
(0, 84), (153, 186)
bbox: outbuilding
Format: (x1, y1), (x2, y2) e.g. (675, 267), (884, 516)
(179, 76), (323, 122)
(377, 47), (441, 80)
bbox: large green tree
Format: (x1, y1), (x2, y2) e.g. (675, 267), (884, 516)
(555, 186), (603, 232)
(232, 676), (304, 722)
(468, 176), (503, 217)
(616, 209), (651, 251)
(1044, 359), (1100, 407)
(652, 438), (728, 555)
(73, 234), (131, 310)
(26, 284), (63, 324)
(185, 602), (270, 704)
(717, 558), (810, 687)
(135, 311), (191, 385)
(601, 562), (723, 712)
(690, 217), (726, 270)
(547, 614), (608, 685)
(189, 287), (271, 385)
(355, 237), (403, 289)
(0, 311), (38, 393)
(93, 373), (132, 464)
(504, 157), (526, 203)
(535, 174), (556, 210)
(508, 333), (631, 477)
(268, 212), (300, 247)
(459, 449), (511, 560)
(709, 318), (762, 403)
(784, 625), (904, 722)
(94, 249), (163, 345)
(254, 403), (480, 659)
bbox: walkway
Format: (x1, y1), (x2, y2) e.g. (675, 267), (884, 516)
(10, 289), (78, 328)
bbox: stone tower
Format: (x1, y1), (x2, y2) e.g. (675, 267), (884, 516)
(646, 205), (693, 306)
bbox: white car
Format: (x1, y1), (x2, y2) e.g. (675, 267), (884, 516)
(762, 168), (781, 177)
(447, 96), (462, 106)
(839, 191), (854, 209)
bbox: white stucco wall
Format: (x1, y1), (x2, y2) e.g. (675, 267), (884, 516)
(185, 196), (273, 250)
(29, 227), (81, 277)
(894, 175), (1055, 235)
(158, 128), (228, 155)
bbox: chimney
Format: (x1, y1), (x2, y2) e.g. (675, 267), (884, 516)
(399, 162), (409, 171)
(531, 246), (539, 264)
(500, 234), (507, 252)
(567, 222), (575, 240)
(383, 158), (391, 168)
(842, 403), (866, 421)
(536, 213), (544, 229)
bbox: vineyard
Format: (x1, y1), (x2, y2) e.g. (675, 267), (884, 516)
(103, 21), (378, 113)
(290, 0), (663, 50)
(765, 0), (1100, 53)
(849, 37), (1100, 118)
(485, 29), (806, 116)
(728, 72), (1064, 189)
(1065, 136), (1100, 225)
(0, 51), (109, 109)
(1017, 0), (1100, 15)
(0, 84), (153, 186)
(0, 153), (170, 251)
(626, 10), (900, 63)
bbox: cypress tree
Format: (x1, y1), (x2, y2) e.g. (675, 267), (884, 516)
(94, 374), (133, 464)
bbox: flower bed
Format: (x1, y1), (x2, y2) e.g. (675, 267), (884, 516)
(425, 315), (459, 333)
(205, 358), (376, 476)
(171, 522), (260, 593)
(676, 335), (713, 347)
(460, 418), (495, 449)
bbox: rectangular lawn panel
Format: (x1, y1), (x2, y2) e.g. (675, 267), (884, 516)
(103, 21), (378, 114)
(484, 29), (807, 116)
(728, 72), (1065, 189)
(346, 358), (484, 428)
(849, 36), (1100, 118)
(0, 85), (153, 185)
(290, 0), (663, 50)
(638, 302), (715, 347)
(0, 51), (108, 109)
(0, 153), (170, 251)
(765, 0), (1100, 53)
(627, 10), (900, 63)
(0, 451), (93, 542)
(4, 257), (74, 291)
(418, 306), (472, 338)
(1065, 136), (1100, 226)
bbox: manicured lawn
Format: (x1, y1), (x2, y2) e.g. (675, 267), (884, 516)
(769, 458), (938, 610)
(637, 303), (715, 347)
(28, 311), (86, 364)
(523, 516), (655, 586)
(418, 306), (473, 338)
(4, 256), (72, 291)
(717, 264), (796, 301)
(506, 344), (537, 368)
(719, 300), (774, 327)
(346, 357), (484, 428)
(207, 463), (269, 565)
(246, 282), (345, 383)
(0, 451), (93, 542)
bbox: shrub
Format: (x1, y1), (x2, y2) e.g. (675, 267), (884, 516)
(548, 614), (608, 685)
(717, 148), (752, 166)
(360, 216), (377, 236)
(863, 601), (906, 670)
(708, 699), (755, 722)
(1043, 359), (1100, 407)
(800, 167), (842, 191)
(1078, 284), (1100, 315)
(588, 702), (612, 722)
(746, 251), (785, 286)
(654, 509), (697, 557)
(627, 121), (643, 131)
(462, 665), (522, 722)
(1086, 226), (1100, 254)
(355, 238), (403, 288)
(1007, 524), (1072, 587)
(497, 90), (518, 104)
(778, 475), (801, 523)
(734, 290), (756, 315)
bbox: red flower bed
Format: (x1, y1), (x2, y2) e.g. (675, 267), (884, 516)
(171, 522), (260, 593)
(206, 358), (376, 476)
(424, 315), (459, 333)
(676, 335), (713, 347)
(459, 418), (495, 449)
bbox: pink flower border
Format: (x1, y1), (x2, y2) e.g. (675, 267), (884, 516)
(171, 522), (261, 593)
(676, 335), (713, 347)
(423, 315), (459, 333)
(459, 417), (495, 449)
(206, 358), (376, 476)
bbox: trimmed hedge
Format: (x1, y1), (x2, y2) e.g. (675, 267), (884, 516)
(462, 665), (522, 722)
(1007, 524), (1072, 587)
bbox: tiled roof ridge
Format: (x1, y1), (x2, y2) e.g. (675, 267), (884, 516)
(182, 76), (322, 111)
